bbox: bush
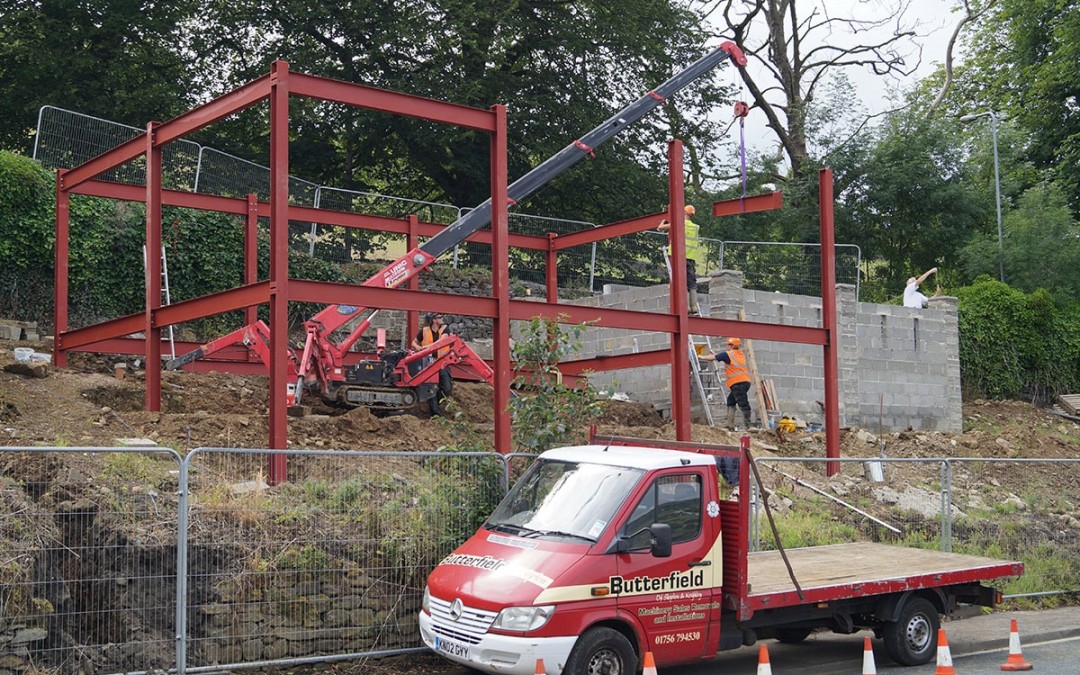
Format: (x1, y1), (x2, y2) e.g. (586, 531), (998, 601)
(957, 277), (1080, 400)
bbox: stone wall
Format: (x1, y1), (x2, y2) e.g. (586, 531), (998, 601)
(570, 273), (962, 433)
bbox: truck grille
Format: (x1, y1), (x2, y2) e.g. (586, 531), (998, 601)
(429, 595), (497, 645)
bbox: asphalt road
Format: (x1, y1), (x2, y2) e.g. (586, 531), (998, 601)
(428, 607), (1080, 674)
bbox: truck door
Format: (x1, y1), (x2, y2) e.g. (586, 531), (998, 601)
(614, 470), (717, 662)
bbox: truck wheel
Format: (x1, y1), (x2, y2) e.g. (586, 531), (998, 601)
(564, 627), (636, 675)
(882, 597), (939, 666)
(775, 627), (812, 644)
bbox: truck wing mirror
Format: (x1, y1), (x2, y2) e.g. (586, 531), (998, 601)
(650, 523), (673, 558)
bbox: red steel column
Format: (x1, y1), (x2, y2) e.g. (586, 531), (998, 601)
(54, 172), (70, 368)
(245, 194), (259, 326)
(268, 61), (290, 483)
(145, 122), (163, 412)
(546, 233), (558, 303)
(668, 141), (691, 440)
(490, 104), (511, 454)
(407, 214), (420, 341)
(819, 168), (840, 475)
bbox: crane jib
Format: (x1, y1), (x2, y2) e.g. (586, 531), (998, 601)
(419, 41), (747, 260)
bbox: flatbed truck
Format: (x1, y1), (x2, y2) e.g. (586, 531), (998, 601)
(419, 436), (1022, 674)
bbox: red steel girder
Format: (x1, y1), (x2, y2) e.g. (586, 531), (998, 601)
(62, 75), (272, 190)
(552, 213), (663, 250)
(712, 191), (784, 216)
(819, 168), (841, 475)
(290, 72), (496, 132)
(558, 349), (673, 375)
(58, 315), (144, 351)
(72, 180), (250, 215)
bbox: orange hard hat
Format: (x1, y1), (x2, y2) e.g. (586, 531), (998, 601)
(727, 337), (741, 347)
(684, 204), (696, 216)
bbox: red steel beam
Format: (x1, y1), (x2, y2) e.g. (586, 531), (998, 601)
(145, 122), (163, 412)
(712, 191), (784, 216)
(268, 61), (290, 480)
(558, 349), (673, 375)
(290, 72), (497, 132)
(54, 174), (70, 368)
(62, 74), (272, 190)
(490, 104), (512, 455)
(552, 213), (663, 250)
(819, 168), (841, 476)
(71, 180), (250, 215)
(59, 315), (145, 350)
(667, 141), (691, 440)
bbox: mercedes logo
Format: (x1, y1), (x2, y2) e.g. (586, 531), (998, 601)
(449, 598), (464, 622)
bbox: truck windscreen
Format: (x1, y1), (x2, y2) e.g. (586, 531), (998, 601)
(486, 460), (644, 542)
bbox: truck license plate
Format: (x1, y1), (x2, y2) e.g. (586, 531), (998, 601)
(435, 636), (470, 659)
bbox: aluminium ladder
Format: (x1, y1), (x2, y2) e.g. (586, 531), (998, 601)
(141, 244), (176, 361)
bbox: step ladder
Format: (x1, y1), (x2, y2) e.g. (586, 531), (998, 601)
(142, 244), (176, 360)
(689, 333), (727, 426)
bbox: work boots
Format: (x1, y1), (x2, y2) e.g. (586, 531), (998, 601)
(743, 408), (753, 430)
(726, 407), (736, 431)
(688, 290), (701, 316)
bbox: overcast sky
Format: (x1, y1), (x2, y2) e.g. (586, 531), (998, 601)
(715, 0), (961, 157)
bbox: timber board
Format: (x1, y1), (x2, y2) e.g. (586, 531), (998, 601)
(745, 541), (1019, 606)
(1058, 394), (1080, 416)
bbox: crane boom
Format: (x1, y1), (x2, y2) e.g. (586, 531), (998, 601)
(420, 41), (748, 259)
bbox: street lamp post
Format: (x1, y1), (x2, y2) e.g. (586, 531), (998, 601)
(959, 111), (1004, 282)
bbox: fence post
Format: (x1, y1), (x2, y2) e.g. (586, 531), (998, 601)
(940, 460), (953, 552)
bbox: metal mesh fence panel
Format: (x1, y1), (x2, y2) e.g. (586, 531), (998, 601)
(0, 446), (183, 674)
(309, 187), (461, 265)
(180, 448), (506, 669)
(34, 106), (201, 190)
(750, 456), (1080, 601)
(720, 242), (862, 298)
(947, 458), (1080, 602)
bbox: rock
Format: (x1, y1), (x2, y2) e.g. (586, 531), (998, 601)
(3, 361), (50, 378)
(994, 437), (1010, 448)
(855, 429), (878, 444)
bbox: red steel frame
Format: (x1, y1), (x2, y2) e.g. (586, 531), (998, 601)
(53, 64), (842, 480)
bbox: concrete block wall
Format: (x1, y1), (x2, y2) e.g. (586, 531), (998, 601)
(568, 274), (962, 433)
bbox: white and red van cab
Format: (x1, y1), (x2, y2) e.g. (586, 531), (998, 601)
(419, 437), (1021, 675)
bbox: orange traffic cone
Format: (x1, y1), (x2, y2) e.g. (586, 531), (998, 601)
(642, 651), (658, 675)
(1000, 619), (1033, 671)
(757, 643), (772, 675)
(534, 658), (546, 675)
(862, 635), (878, 675)
(935, 628), (957, 675)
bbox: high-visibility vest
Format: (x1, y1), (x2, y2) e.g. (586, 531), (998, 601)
(422, 326), (450, 358)
(666, 217), (706, 267)
(724, 348), (750, 387)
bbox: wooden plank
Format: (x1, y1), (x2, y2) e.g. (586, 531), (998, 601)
(1058, 394), (1080, 416)
(745, 542), (1021, 607)
(738, 309), (771, 430)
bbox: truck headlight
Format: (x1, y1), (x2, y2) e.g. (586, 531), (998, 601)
(491, 605), (555, 632)
(422, 586), (431, 614)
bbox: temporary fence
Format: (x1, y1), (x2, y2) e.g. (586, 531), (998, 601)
(750, 456), (1080, 600)
(2, 446), (1076, 673)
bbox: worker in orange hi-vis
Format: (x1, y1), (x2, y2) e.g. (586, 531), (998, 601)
(658, 204), (706, 316)
(698, 337), (753, 430)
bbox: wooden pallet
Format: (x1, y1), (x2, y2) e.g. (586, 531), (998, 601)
(1059, 394), (1080, 416)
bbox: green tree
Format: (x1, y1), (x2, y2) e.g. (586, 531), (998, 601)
(509, 316), (605, 453)
(843, 107), (984, 300)
(0, 0), (198, 153)
(961, 181), (1080, 303)
(961, 0), (1080, 213)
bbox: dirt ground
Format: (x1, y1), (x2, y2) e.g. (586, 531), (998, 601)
(2, 338), (1079, 674)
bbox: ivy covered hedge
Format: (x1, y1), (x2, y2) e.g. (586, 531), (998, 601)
(956, 277), (1080, 401)
(0, 150), (345, 334)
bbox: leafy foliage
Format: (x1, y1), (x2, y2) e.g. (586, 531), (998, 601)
(956, 278), (1080, 401)
(509, 316), (606, 453)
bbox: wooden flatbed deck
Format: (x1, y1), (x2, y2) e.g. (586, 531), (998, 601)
(744, 542), (1022, 610)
